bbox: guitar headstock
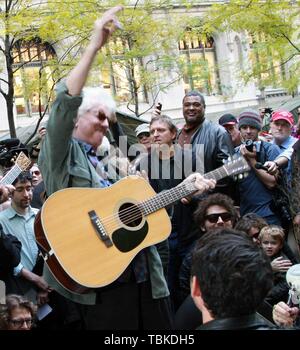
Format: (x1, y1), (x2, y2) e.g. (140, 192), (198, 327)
(223, 155), (250, 179)
(12, 152), (32, 171)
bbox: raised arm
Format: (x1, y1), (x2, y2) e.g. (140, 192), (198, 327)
(66, 5), (123, 96)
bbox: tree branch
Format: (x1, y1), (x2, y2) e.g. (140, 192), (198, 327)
(280, 32), (300, 53)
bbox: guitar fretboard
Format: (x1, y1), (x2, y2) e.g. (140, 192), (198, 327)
(0, 164), (23, 185)
(140, 165), (229, 215)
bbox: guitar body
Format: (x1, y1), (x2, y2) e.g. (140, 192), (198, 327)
(36, 176), (171, 292)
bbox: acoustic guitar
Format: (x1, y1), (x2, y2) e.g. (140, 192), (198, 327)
(34, 156), (250, 294)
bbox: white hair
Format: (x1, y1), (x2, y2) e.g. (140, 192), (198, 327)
(78, 86), (116, 119)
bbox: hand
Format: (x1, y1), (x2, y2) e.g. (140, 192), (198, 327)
(240, 144), (257, 163)
(89, 6), (123, 52)
(181, 173), (216, 204)
(38, 127), (47, 138)
(271, 256), (292, 272)
(264, 161), (278, 175)
(151, 104), (162, 119)
(37, 290), (50, 306)
(293, 213), (300, 226)
(34, 275), (53, 292)
(0, 184), (14, 204)
(135, 170), (149, 182)
(273, 302), (299, 327)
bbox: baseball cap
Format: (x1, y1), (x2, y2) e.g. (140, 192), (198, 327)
(135, 123), (150, 137)
(219, 113), (237, 126)
(271, 110), (294, 126)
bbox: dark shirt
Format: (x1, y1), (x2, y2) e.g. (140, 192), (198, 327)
(177, 124), (200, 147)
(235, 141), (281, 219)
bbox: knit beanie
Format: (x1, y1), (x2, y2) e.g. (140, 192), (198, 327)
(238, 109), (262, 131)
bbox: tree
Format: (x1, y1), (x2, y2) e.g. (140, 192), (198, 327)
(203, 0), (300, 95)
(0, 0), (63, 138)
(0, 0), (211, 138)
(40, 0), (194, 117)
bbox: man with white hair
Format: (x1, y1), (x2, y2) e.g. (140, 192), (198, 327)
(264, 110), (297, 179)
(38, 6), (216, 330)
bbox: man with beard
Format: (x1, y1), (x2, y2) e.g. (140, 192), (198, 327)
(0, 172), (50, 304)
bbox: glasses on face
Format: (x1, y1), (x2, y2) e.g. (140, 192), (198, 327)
(205, 212), (232, 224)
(9, 318), (33, 328)
(138, 133), (150, 139)
(31, 170), (41, 176)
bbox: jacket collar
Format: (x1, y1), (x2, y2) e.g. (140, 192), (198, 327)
(197, 313), (275, 330)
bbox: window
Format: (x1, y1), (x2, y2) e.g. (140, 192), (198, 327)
(179, 32), (220, 95)
(98, 38), (148, 105)
(12, 38), (57, 116)
(248, 33), (286, 89)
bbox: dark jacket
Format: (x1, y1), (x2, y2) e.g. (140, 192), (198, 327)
(264, 253), (290, 306)
(0, 224), (22, 280)
(197, 313), (278, 330)
(175, 120), (234, 246)
(180, 119), (233, 174)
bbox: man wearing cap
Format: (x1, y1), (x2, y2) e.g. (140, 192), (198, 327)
(128, 123), (152, 174)
(218, 113), (241, 147)
(235, 108), (281, 225)
(264, 110), (298, 180)
(135, 123), (151, 153)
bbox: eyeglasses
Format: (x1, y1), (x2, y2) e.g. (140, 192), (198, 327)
(31, 170), (41, 176)
(138, 133), (150, 139)
(9, 318), (33, 328)
(204, 212), (232, 224)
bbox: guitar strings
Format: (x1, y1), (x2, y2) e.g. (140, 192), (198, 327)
(99, 184), (188, 230)
(88, 161), (245, 231)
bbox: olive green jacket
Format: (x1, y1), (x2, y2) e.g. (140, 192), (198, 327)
(38, 82), (169, 304)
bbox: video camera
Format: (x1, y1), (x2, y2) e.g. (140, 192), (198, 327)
(0, 138), (29, 168)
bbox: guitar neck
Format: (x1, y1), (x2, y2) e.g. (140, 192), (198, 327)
(0, 164), (23, 185)
(140, 165), (229, 215)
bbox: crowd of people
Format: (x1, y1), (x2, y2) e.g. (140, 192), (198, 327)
(0, 5), (300, 331)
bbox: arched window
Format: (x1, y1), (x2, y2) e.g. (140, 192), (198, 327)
(178, 32), (220, 95)
(12, 38), (57, 116)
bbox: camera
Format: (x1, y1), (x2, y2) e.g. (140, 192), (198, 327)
(244, 140), (254, 152)
(243, 140), (262, 153)
(264, 107), (273, 115)
(260, 107), (273, 115)
(0, 139), (29, 168)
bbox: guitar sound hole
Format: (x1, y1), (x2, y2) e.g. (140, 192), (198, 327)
(119, 203), (143, 227)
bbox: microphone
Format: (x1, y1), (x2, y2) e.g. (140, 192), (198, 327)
(255, 162), (269, 171)
(0, 138), (20, 148)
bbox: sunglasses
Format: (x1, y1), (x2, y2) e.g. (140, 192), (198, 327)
(205, 212), (232, 224)
(31, 170), (41, 176)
